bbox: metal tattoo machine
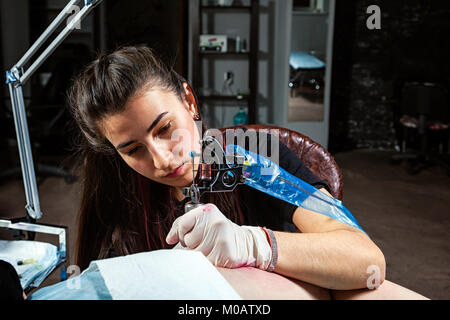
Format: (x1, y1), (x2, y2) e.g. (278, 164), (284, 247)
(183, 135), (366, 235)
(182, 135), (247, 212)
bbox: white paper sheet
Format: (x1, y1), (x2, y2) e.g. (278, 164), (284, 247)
(92, 249), (242, 300)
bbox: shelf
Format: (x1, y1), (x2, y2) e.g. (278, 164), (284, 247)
(199, 94), (249, 102)
(199, 93), (269, 106)
(292, 11), (328, 16)
(201, 5), (252, 12)
(199, 51), (250, 58)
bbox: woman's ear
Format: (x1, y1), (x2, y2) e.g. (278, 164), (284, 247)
(182, 82), (198, 117)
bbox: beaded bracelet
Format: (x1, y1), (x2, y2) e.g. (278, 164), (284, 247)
(260, 227), (278, 272)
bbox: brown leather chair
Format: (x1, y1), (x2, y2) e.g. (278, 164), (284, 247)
(220, 124), (343, 201)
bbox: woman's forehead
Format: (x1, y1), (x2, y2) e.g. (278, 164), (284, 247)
(99, 89), (184, 138)
(128, 88), (181, 109)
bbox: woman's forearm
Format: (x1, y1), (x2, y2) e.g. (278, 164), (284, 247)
(272, 230), (386, 290)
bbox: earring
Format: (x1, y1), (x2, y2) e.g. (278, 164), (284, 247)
(193, 113), (201, 121)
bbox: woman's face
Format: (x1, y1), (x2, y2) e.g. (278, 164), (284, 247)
(99, 83), (202, 190)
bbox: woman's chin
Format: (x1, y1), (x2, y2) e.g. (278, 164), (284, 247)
(165, 174), (193, 188)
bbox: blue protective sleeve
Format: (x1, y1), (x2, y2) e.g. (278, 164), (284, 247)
(226, 144), (367, 235)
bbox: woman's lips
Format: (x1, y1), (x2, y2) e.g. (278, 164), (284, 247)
(165, 164), (185, 178)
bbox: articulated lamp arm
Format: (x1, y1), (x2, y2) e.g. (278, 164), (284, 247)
(5, 0), (102, 220)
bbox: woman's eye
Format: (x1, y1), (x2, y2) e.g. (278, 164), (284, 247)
(126, 147), (140, 156)
(159, 121), (172, 135)
(125, 122), (171, 156)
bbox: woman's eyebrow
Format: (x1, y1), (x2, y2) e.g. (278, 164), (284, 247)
(115, 111), (169, 150)
(146, 111), (169, 133)
(116, 140), (136, 150)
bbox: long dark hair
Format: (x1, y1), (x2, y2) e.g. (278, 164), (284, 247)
(67, 46), (245, 271)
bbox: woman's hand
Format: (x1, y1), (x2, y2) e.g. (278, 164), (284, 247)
(166, 203), (272, 270)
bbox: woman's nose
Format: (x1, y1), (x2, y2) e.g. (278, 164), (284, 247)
(148, 141), (172, 170)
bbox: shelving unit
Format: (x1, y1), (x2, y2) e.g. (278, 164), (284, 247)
(191, 0), (260, 125)
(201, 5), (252, 11)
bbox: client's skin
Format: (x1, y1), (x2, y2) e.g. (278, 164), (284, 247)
(215, 267), (428, 300)
(216, 267), (331, 300)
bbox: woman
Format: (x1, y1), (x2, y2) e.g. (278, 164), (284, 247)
(68, 45), (427, 299)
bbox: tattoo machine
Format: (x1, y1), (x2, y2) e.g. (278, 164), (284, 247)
(183, 136), (366, 234)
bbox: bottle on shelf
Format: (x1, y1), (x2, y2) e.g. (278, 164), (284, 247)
(241, 38), (247, 52)
(233, 107), (248, 125)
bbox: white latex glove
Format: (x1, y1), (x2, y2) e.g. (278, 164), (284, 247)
(166, 203), (272, 270)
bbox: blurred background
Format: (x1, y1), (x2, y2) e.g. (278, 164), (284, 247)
(0, 0), (449, 299)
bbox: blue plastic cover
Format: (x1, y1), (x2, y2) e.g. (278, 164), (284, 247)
(226, 144), (367, 235)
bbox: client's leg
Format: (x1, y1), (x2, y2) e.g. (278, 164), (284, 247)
(216, 267), (331, 300)
(330, 280), (429, 300)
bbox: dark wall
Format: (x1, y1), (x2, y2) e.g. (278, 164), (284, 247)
(105, 0), (187, 76)
(329, 0), (450, 152)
